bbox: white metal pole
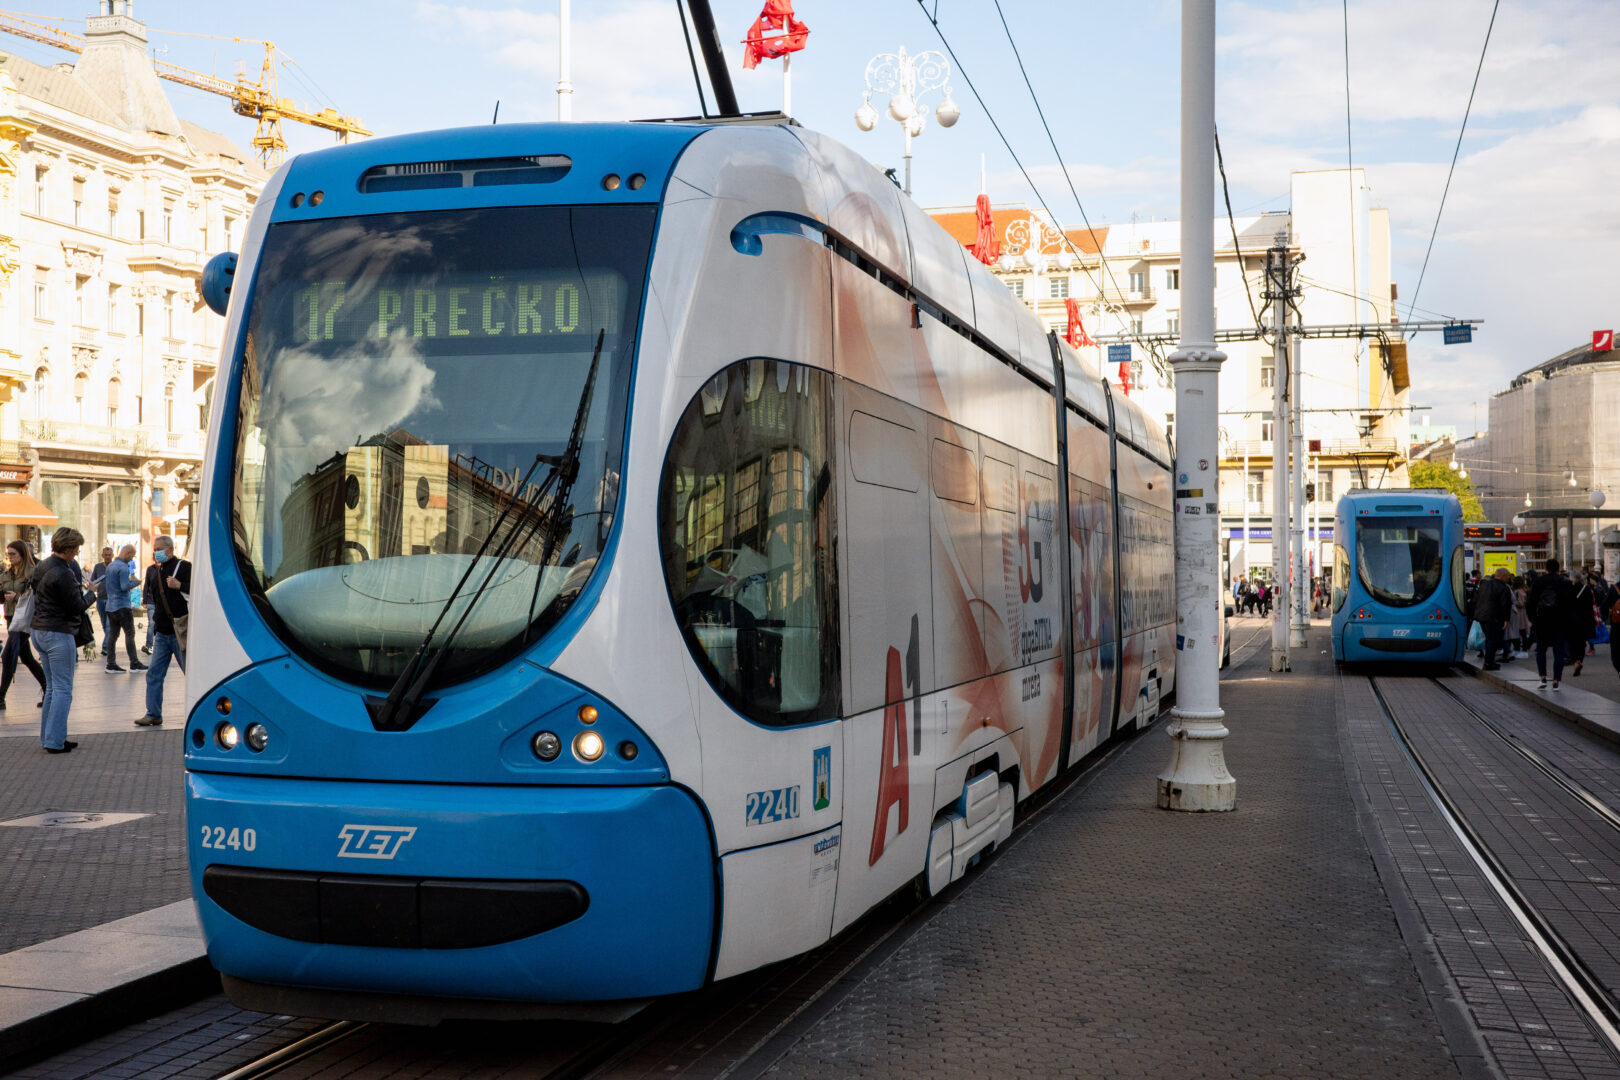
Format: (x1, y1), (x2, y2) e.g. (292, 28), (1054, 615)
(782, 51), (792, 116)
(1270, 242), (1290, 671)
(1158, 0), (1235, 813)
(1311, 454), (1321, 612)
(1290, 333), (1307, 647)
(903, 124), (913, 196)
(557, 0), (573, 121)
(1243, 448), (1251, 581)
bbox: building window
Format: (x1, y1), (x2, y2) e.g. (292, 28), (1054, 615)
(1049, 276), (1069, 299)
(33, 276), (48, 320)
(164, 382), (175, 432)
(108, 194), (119, 234)
(1129, 270), (1145, 294)
(1129, 316), (1143, 336)
(138, 209), (146, 238)
(1260, 355), (1274, 388)
(1008, 278), (1024, 299)
(1166, 309), (1180, 336)
(75, 276), (89, 326)
(107, 284), (120, 332)
(33, 367), (47, 413)
(1213, 266), (1219, 288)
(72, 178), (84, 227)
(1247, 471), (1264, 503)
(1315, 472), (1334, 504)
(137, 302), (145, 336)
(1261, 412), (1274, 443)
(74, 372), (88, 423)
(1166, 268), (1180, 291)
(224, 213), (237, 251)
(165, 292), (175, 338)
(107, 377), (121, 428)
(33, 167), (46, 216)
(162, 202), (174, 244)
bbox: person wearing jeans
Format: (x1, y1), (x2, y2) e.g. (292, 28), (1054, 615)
(102, 544), (146, 674)
(1528, 560), (1574, 689)
(30, 526), (95, 754)
(136, 535), (189, 728)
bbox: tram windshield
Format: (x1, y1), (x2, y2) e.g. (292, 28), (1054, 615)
(1355, 516), (1444, 608)
(230, 205), (653, 685)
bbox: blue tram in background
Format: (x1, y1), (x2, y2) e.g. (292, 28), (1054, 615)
(1331, 489), (1467, 663)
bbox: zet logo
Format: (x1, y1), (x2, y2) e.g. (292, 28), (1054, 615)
(336, 824), (417, 860)
(813, 746), (832, 811)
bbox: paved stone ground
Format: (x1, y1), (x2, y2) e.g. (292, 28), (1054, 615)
(1563, 638), (1620, 705)
(0, 650), (190, 954)
(764, 626), (1459, 1080)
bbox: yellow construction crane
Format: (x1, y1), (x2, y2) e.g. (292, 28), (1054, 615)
(0, 10), (369, 168)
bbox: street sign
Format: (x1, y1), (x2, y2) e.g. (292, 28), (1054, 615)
(1108, 343), (1131, 364)
(1443, 324), (1472, 344)
(1463, 523), (1505, 541)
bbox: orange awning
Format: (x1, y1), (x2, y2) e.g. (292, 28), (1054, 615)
(0, 492), (58, 527)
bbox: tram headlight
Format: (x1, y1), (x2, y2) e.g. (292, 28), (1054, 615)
(578, 704), (598, 724)
(573, 730), (605, 763)
(215, 722), (240, 751)
(244, 723), (270, 753)
(532, 730), (563, 761)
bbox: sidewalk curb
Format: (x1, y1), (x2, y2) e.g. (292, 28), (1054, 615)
(0, 901), (218, 1072)
(1460, 657), (1620, 747)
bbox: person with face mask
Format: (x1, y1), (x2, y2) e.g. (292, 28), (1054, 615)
(135, 535), (189, 727)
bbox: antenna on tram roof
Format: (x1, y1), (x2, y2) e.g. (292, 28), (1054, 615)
(492, 100), (500, 124)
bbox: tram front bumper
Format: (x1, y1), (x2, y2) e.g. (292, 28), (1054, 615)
(186, 772), (715, 1002)
(1340, 623), (1458, 658)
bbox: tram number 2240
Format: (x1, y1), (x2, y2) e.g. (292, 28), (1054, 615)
(199, 825), (259, 852)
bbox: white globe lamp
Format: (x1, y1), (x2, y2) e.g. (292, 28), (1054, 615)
(854, 99), (878, 132)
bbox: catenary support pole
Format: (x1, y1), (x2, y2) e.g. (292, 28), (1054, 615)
(557, 0), (573, 121)
(1290, 333), (1307, 647)
(1269, 236), (1291, 671)
(1158, 0), (1235, 813)
(1242, 448), (1251, 579)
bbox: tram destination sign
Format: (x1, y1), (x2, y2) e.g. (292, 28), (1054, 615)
(1463, 523), (1505, 540)
(290, 271), (623, 344)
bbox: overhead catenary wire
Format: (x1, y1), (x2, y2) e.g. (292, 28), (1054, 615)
(1341, 0), (1363, 396)
(1404, 0), (1500, 337)
(1214, 125), (1264, 336)
(913, 1), (1162, 374)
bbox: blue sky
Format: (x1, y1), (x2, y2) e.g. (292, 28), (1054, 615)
(6, 1), (1615, 435)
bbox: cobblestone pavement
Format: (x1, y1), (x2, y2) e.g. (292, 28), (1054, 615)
(0, 653), (190, 954)
(763, 627), (1459, 1080)
(1562, 639), (1620, 705)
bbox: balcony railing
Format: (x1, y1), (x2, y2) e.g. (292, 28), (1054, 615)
(1100, 285), (1155, 306)
(19, 420), (202, 457)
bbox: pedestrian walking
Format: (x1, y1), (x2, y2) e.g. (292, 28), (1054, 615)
(1509, 576), (1530, 659)
(102, 543), (147, 674)
(1474, 567), (1514, 671)
(31, 527), (96, 754)
(0, 540), (46, 710)
(135, 535), (189, 728)
(1567, 571), (1597, 677)
(89, 545), (112, 660)
(1609, 584), (1620, 677)
(1528, 558), (1575, 689)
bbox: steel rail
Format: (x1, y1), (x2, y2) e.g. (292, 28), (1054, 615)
(1367, 675), (1620, 1059)
(212, 1020), (367, 1080)
(1428, 676), (1620, 836)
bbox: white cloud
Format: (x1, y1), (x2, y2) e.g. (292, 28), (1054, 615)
(413, 0), (698, 122)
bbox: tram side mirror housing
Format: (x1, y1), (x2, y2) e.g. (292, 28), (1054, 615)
(202, 252), (238, 317)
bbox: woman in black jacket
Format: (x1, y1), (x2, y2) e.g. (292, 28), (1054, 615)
(1527, 560), (1574, 690)
(1567, 571), (1597, 677)
(0, 539), (47, 709)
(30, 526), (95, 754)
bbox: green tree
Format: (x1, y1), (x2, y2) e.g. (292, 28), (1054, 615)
(1409, 460), (1485, 521)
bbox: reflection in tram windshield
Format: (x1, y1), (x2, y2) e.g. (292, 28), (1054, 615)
(1356, 517), (1443, 608)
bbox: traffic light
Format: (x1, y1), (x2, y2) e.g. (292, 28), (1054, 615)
(1306, 482), (1316, 501)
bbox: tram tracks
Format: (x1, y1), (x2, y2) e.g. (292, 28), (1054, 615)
(1367, 672), (1620, 1060)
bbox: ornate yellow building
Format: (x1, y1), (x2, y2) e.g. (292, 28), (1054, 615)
(0, 4), (264, 555)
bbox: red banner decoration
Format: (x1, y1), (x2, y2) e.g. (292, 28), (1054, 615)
(743, 1), (810, 70)
(1063, 297), (1095, 348)
(970, 194), (1001, 266)
(1595, 329), (1614, 353)
(1118, 362), (1132, 396)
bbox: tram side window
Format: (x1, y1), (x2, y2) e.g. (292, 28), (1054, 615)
(1332, 544), (1349, 613)
(660, 359), (839, 727)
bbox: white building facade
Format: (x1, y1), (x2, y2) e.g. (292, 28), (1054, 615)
(930, 168), (1407, 587)
(0, 5), (263, 556)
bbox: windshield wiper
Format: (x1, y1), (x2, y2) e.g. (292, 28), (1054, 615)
(367, 329), (606, 732)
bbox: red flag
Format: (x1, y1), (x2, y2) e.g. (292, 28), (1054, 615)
(1595, 329), (1614, 352)
(1118, 362), (1132, 396)
(1063, 297), (1095, 348)
(743, 1), (809, 70)
(970, 194), (1001, 266)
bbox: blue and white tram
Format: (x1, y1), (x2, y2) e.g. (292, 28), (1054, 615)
(185, 121), (1178, 1019)
(1330, 489), (1467, 663)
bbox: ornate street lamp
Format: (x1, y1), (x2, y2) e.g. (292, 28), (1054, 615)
(854, 46), (957, 196)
